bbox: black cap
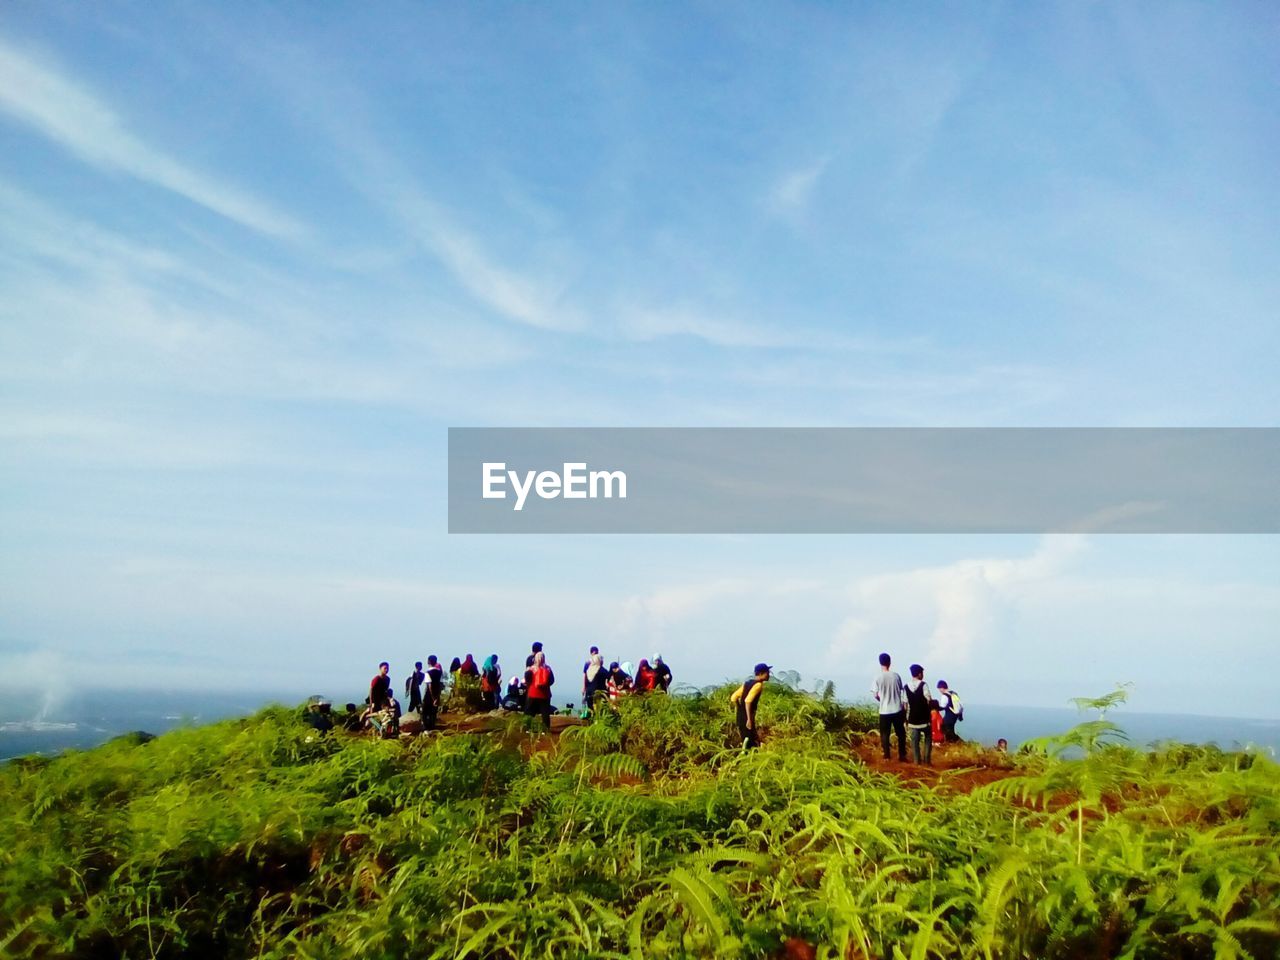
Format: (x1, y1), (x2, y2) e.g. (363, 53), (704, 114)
(754, 662), (772, 674)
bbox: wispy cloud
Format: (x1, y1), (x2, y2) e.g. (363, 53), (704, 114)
(768, 156), (830, 218)
(0, 38), (303, 239)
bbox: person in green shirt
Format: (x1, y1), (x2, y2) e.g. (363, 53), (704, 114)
(730, 663), (771, 749)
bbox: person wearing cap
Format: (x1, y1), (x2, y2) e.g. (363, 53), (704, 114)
(652, 654), (673, 693)
(729, 663), (771, 749)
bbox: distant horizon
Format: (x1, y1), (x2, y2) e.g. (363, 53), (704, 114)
(2, 5), (1277, 719)
(3, 681), (1278, 727)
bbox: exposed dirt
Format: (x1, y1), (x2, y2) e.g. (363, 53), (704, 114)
(849, 732), (1020, 794)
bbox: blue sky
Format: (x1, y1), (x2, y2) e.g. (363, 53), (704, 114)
(1, 3), (1277, 717)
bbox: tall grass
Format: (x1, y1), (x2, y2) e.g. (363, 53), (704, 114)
(2, 690), (1276, 958)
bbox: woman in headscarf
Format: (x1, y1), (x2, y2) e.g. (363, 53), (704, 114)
(481, 654), (502, 710)
(607, 661), (631, 702)
(525, 651), (555, 731)
(635, 658), (658, 693)
(582, 645), (606, 715)
(459, 654), (479, 678)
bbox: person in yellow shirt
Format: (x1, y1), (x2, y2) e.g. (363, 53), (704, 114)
(729, 663), (771, 749)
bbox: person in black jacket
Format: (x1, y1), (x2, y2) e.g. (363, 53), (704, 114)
(903, 663), (938, 765)
(652, 654), (673, 692)
(423, 656), (444, 729)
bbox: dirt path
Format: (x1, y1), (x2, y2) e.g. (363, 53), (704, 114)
(849, 732), (1020, 793)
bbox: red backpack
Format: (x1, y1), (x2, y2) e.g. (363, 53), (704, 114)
(528, 666), (553, 699)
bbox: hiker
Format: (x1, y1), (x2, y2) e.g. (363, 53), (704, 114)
(459, 654), (479, 678)
(652, 654), (673, 692)
(729, 663), (771, 749)
(423, 655), (444, 728)
(996, 738), (1008, 752)
(364, 694), (400, 738)
(635, 658), (658, 693)
(303, 699), (333, 733)
(607, 661), (632, 702)
(936, 681), (963, 742)
(405, 661), (425, 715)
(480, 655), (502, 710)
(582, 646), (606, 714)
(872, 653), (907, 762)
(931, 701), (945, 745)
(370, 662), (392, 711)
(502, 676), (524, 711)
(448, 657), (462, 684)
(903, 664), (937, 765)
(341, 702), (363, 732)
(525, 642), (544, 669)
(526, 651), (555, 731)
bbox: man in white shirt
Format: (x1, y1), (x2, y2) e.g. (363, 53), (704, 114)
(871, 652), (907, 761)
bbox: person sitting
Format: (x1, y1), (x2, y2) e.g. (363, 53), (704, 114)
(303, 700), (333, 733)
(607, 662), (632, 701)
(365, 695), (401, 739)
(501, 677), (524, 712)
(341, 702), (363, 731)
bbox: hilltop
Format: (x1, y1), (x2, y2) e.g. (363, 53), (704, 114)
(3, 687), (1277, 959)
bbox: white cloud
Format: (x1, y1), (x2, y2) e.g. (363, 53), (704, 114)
(0, 39), (302, 239)
(768, 157), (829, 217)
(829, 535), (1088, 667)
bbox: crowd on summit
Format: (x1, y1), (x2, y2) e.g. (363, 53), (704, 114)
(305, 646), (965, 761)
(326, 644), (676, 738)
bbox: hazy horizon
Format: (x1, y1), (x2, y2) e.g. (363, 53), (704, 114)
(2, 5), (1277, 718)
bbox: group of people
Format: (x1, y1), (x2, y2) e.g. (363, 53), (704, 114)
(350, 650), (967, 763)
(354, 645), (676, 737)
(871, 652), (964, 765)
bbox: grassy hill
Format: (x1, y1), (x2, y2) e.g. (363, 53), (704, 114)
(2, 686), (1277, 959)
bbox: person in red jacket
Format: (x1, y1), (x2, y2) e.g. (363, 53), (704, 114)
(635, 659), (658, 692)
(525, 651), (555, 731)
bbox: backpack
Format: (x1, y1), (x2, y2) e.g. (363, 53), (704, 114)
(948, 691), (964, 721)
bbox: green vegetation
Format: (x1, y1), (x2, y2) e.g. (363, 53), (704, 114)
(3, 686), (1277, 959)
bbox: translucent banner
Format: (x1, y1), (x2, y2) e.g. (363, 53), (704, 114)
(447, 428), (1279, 533)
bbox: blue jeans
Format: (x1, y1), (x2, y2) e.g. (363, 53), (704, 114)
(909, 725), (932, 764)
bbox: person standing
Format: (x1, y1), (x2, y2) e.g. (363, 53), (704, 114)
(729, 663), (771, 749)
(872, 653), (907, 761)
(903, 663), (937, 765)
(481, 654), (502, 711)
(936, 680), (963, 742)
(652, 654), (673, 692)
(370, 661), (392, 711)
(582, 646), (606, 714)
(635, 659), (658, 692)
(405, 661), (425, 715)
(526, 651), (555, 731)
(423, 655), (444, 729)
(459, 654), (479, 678)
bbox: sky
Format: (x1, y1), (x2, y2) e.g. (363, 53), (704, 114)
(1, 2), (1277, 718)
